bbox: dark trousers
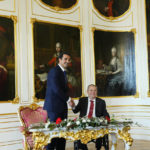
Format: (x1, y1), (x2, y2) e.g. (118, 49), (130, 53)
(46, 111), (67, 150)
(74, 135), (109, 150)
(46, 138), (66, 150)
(74, 140), (88, 150)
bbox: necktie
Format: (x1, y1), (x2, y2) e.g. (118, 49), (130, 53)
(88, 100), (94, 118)
(64, 71), (67, 83)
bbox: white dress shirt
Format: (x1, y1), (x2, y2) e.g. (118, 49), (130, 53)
(86, 98), (96, 117)
(58, 64), (65, 72)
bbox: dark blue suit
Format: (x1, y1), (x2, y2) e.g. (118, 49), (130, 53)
(44, 65), (69, 150)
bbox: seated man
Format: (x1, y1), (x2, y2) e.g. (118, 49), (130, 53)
(69, 84), (110, 150)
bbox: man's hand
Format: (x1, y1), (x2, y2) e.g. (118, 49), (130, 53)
(69, 99), (75, 108)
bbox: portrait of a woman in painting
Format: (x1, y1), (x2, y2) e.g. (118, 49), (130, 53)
(41, 0), (77, 9)
(34, 22), (82, 99)
(93, 0), (130, 17)
(0, 17), (15, 101)
(95, 31), (136, 96)
(103, 46), (123, 96)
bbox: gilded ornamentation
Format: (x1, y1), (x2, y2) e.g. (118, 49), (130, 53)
(10, 15), (17, 24)
(118, 126), (133, 146)
(78, 25), (83, 32)
(32, 21), (83, 102)
(18, 103), (41, 128)
(147, 91), (150, 97)
(130, 28), (136, 34)
(11, 96), (19, 104)
(92, 0), (131, 20)
(33, 96), (41, 103)
(134, 92), (139, 98)
(0, 16), (18, 103)
(30, 18), (37, 24)
(62, 129), (109, 144)
(37, 0), (79, 12)
(18, 103), (42, 128)
(108, 16), (115, 20)
(31, 126), (133, 149)
(53, 6), (61, 11)
(91, 27), (96, 32)
(32, 129), (110, 149)
(32, 132), (50, 150)
(29, 103), (41, 110)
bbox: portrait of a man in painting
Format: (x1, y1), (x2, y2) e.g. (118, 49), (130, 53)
(41, 0), (77, 9)
(0, 17), (15, 101)
(34, 22), (82, 99)
(94, 31), (136, 96)
(93, 0), (130, 17)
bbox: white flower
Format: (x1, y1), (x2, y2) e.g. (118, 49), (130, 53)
(99, 119), (103, 123)
(45, 122), (50, 129)
(87, 119), (90, 122)
(82, 119), (86, 123)
(76, 121), (80, 125)
(67, 122), (71, 126)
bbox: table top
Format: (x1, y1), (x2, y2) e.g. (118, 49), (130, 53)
(29, 124), (126, 133)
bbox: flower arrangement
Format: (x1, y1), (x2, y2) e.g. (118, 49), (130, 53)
(48, 116), (109, 130)
(45, 116), (133, 131)
(29, 115), (134, 131)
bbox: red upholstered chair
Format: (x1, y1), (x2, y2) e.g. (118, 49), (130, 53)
(18, 103), (47, 150)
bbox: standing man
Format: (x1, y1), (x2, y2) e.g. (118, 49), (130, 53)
(69, 84), (110, 150)
(44, 52), (72, 150)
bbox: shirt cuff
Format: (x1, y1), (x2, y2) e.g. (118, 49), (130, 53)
(68, 97), (71, 102)
(72, 106), (76, 110)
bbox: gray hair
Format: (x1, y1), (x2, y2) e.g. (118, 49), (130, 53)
(87, 84), (98, 91)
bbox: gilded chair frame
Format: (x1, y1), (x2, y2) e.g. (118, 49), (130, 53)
(18, 103), (43, 150)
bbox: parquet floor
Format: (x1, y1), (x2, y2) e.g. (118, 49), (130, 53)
(66, 139), (150, 150)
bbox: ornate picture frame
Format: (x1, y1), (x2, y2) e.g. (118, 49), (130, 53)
(94, 30), (136, 97)
(33, 22), (82, 100)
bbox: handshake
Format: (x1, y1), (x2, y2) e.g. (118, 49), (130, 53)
(69, 99), (75, 108)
